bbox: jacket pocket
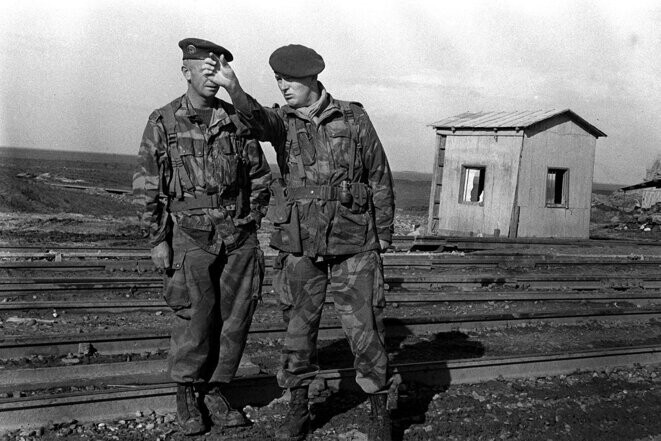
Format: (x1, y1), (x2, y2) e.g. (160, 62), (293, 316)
(214, 153), (239, 188)
(251, 248), (265, 302)
(330, 205), (368, 246)
(371, 251), (386, 309)
(328, 124), (362, 174)
(272, 252), (292, 310)
(270, 200), (293, 225)
(163, 250), (191, 318)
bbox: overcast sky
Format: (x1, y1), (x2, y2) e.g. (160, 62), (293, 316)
(1, 0), (659, 185)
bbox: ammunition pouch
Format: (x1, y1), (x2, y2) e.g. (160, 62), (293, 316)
(268, 179), (302, 254)
(349, 182), (371, 214)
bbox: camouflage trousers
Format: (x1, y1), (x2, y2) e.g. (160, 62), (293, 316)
(164, 224), (264, 384)
(273, 250), (387, 393)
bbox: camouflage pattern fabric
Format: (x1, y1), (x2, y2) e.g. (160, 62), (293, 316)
(133, 94), (271, 254)
(166, 224), (264, 383)
(235, 87), (395, 258)
(274, 250), (387, 393)
(134, 93), (270, 384)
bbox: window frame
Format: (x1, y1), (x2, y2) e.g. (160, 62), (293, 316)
(458, 165), (486, 206)
(545, 167), (569, 208)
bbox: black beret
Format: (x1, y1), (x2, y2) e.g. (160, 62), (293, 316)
(178, 38), (233, 62)
(269, 44), (325, 77)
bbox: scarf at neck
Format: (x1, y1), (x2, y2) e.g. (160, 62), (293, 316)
(297, 88), (329, 122)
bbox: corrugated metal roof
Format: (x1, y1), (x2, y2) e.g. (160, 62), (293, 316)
(431, 109), (606, 138)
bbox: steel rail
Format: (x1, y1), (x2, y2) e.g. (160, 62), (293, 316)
(2, 273), (660, 294)
(2, 308), (660, 360)
(1, 289), (660, 312)
(1, 344), (661, 430)
(2, 233), (660, 251)
(2, 254), (661, 270)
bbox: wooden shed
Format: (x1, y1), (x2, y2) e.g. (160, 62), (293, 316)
(427, 109), (606, 239)
(621, 179), (661, 209)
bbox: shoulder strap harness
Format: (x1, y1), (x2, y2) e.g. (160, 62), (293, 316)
(338, 101), (362, 181)
(286, 115), (308, 184)
(160, 103), (195, 199)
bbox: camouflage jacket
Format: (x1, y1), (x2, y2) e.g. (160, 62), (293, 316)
(237, 91), (395, 257)
(133, 94), (271, 254)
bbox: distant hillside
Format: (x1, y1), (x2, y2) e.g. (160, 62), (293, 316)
(1, 147), (625, 199)
(593, 182), (625, 195)
(392, 171), (433, 181)
(0, 146), (137, 165)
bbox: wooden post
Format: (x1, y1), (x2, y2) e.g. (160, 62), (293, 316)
(427, 134), (446, 235)
(508, 134), (525, 238)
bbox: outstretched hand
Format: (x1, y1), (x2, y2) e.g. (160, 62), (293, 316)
(202, 53), (239, 91)
(151, 241), (172, 270)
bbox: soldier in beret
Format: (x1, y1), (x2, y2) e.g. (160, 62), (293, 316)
(203, 44), (395, 441)
(133, 38), (271, 436)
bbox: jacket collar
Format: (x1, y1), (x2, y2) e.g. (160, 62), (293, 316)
(174, 94), (237, 133)
(282, 84), (343, 124)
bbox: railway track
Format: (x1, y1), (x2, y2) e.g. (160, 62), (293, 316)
(2, 344), (661, 431)
(1, 272), (660, 295)
(2, 254), (661, 275)
(3, 307), (661, 360)
(2, 288), (660, 312)
(1, 233), (660, 257)
(1, 241), (660, 432)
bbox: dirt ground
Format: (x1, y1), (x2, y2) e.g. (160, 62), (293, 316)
(3, 363), (661, 441)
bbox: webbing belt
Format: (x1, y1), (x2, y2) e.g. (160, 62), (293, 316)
(287, 185), (339, 201)
(170, 193), (236, 211)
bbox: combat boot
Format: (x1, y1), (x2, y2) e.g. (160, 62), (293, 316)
(367, 393), (392, 441)
(274, 386), (310, 441)
(203, 384), (250, 428)
(176, 384), (207, 436)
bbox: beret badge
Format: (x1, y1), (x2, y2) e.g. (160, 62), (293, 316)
(187, 45), (196, 55)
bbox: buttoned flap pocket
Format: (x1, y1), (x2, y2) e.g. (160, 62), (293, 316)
(294, 130), (316, 166)
(251, 248), (265, 302)
(208, 135), (239, 186)
(219, 133), (237, 154)
(177, 215), (214, 231)
(272, 252), (293, 309)
(326, 123), (362, 172)
(163, 250), (191, 313)
(218, 153), (239, 186)
(330, 205), (369, 246)
(268, 201), (293, 225)
(176, 137), (195, 156)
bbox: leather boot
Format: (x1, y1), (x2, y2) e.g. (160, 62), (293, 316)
(203, 384), (250, 427)
(367, 393), (392, 441)
(176, 384), (207, 436)
(274, 386), (310, 441)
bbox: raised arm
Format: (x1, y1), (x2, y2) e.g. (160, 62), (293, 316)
(202, 55), (286, 145)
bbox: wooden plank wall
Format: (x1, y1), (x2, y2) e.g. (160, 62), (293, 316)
(434, 132), (522, 236)
(515, 115), (596, 238)
(642, 188), (661, 209)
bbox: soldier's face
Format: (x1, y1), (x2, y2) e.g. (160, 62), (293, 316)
(275, 74), (317, 108)
(182, 60), (220, 99)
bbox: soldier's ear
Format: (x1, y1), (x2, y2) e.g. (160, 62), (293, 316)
(181, 65), (191, 81)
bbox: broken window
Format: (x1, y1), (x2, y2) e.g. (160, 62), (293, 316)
(460, 166), (485, 205)
(546, 168), (568, 207)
